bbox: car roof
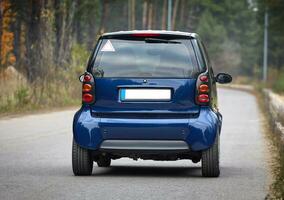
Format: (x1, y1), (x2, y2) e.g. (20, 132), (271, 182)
(101, 30), (199, 39)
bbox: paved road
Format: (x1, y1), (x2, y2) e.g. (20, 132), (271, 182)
(0, 88), (268, 200)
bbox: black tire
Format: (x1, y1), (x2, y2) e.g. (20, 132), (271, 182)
(201, 133), (220, 177)
(72, 139), (93, 176)
(96, 156), (111, 167)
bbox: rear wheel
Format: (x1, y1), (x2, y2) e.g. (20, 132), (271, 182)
(201, 133), (220, 177)
(97, 156), (111, 167)
(72, 139), (93, 176)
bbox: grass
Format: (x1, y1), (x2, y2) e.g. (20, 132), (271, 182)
(0, 70), (83, 116)
(0, 44), (88, 116)
(0, 69), (82, 115)
(267, 69), (284, 95)
(0, 80), (81, 117)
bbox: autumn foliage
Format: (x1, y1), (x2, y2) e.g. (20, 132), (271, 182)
(0, 0), (16, 68)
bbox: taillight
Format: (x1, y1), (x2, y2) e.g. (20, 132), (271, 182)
(82, 93), (93, 103)
(83, 84), (92, 92)
(196, 74), (210, 105)
(82, 73), (95, 104)
(199, 75), (208, 82)
(199, 84), (209, 93)
(84, 74), (91, 82)
(197, 94), (209, 103)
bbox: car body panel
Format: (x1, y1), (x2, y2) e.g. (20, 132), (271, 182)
(73, 106), (221, 152)
(91, 78), (199, 113)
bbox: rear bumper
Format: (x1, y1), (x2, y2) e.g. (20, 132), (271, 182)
(100, 140), (189, 151)
(73, 107), (222, 152)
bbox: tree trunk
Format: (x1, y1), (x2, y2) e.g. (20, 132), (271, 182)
(98, 0), (109, 35)
(179, 0), (185, 30)
(161, 0), (167, 30)
(73, 0), (83, 44)
(151, 0), (156, 29)
(63, 0), (76, 66)
(0, 0), (3, 70)
(172, 0), (179, 30)
(54, 0), (65, 67)
(12, 14), (21, 70)
(54, 0), (75, 68)
(147, 0), (153, 29)
(26, 0), (41, 82)
(142, 0), (147, 29)
(131, 0), (135, 30)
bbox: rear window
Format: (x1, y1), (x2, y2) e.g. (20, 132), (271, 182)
(92, 38), (199, 78)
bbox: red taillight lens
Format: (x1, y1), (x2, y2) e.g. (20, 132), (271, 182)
(196, 74), (210, 105)
(200, 75), (208, 82)
(199, 84), (209, 93)
(198, 94), (209, 103)
(83, 84), (92, 92)
(84, 74), (91, 82)
(81, 73), (94, 104)
(82, 93), (93, 103)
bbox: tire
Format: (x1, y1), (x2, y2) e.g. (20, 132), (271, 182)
(97, 156), (111, 167)
(201, 133), (220, 177)
(72, 139), (93, 176)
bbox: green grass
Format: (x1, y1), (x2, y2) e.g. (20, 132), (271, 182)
(272, 72), (284, 94)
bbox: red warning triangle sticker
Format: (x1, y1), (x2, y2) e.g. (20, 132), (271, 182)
(101, 40), (115, 52)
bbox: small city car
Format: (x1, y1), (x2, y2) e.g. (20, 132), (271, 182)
(72, 31), (232, 177)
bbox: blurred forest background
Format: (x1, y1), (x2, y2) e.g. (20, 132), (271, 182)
(0, 0), (283, 113)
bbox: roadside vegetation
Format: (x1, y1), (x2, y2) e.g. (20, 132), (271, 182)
(254, 87), (284, 199)
(0, 44), (88, 115)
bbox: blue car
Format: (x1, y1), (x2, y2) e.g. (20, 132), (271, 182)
(72, 31), (232, 177)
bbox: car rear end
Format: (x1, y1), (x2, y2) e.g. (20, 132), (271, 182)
(72, 31), (222, 177)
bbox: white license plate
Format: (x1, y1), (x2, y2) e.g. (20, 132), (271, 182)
(120, 88), (171, 101)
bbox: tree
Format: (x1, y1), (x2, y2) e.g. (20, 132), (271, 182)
(54, 0), (76, 68)
(0, 0), (16, 70)
(142, 0), (148, 29)
(97, 0), (109, 34)
(258, 0), (284, 71)
(161, 0), (167, 29)
(197, 9), (228, 70)
(171, 0), (179, 30)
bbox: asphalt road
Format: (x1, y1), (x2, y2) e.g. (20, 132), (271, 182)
(0, 88), (268, 200)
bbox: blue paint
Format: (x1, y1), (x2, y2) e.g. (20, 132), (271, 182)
(73, 106), (221, 151)
(73, 77), (222, 152)
(91, 78), (199, 113)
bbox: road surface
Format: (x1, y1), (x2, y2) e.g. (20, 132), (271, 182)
(0, 88), (268, 200)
